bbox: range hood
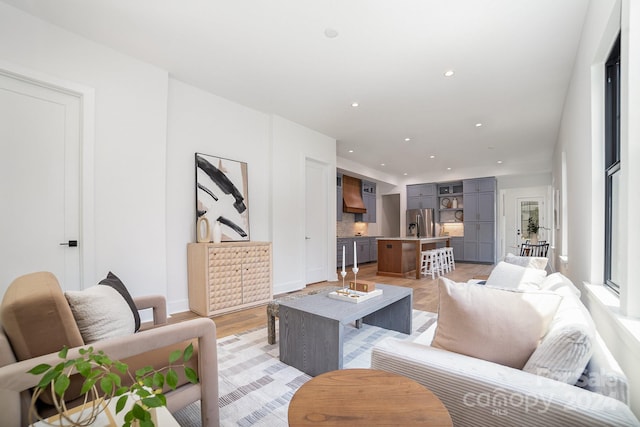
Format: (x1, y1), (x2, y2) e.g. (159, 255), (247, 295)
(342, 175), (366, 214)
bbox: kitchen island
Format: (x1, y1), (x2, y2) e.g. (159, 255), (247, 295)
(376, 237), (451, 279)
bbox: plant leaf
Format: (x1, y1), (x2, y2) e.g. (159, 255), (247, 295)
(53, 375), (70, 397)
(107, 372), (122, 388)
(131, 403), (148, 420)
(100, 376), (113, 394)
(115, 395), (128, 414)
(114, 361), (128, 374)
(152, 372), (164, 389)
(38, 368), (61, 388)
(168, 349), (181, 364)
(80, 378), (97, 395)
(58, 346), (69, 359)
(135, 366), (154, 378)
(27, 363), (51, 375)
(166, 368), (178, 390)
(141, 395), (164, 408)
(184, 367), (198, 384)
(183, 343), (194, 362)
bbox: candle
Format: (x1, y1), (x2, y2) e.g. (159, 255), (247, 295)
(353, 241), (357, 268)
(342, 245), (346, 273)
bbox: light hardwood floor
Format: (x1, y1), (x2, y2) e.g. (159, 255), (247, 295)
(169, 261), (494, 338)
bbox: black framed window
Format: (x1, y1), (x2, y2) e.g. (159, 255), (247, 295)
(605, 34), (621, 293)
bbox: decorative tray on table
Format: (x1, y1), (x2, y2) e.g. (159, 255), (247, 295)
(328, 281), (382, 303)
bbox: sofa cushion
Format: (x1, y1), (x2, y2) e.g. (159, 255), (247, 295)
(485, 261), (547, 290)
(432, 277), (562, 369)
(65, 286), (135, 343)
(539, 272), (581, 297)
(99, 271), (141, 332)
(504, 252), (548, 270)
(523, 289), (595, 384)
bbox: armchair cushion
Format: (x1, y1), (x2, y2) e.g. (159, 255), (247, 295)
(504, 252), (548, 270)
(64, 286), (135, 343)
(432, 278), (561, 369)
(99, 271), (141, 331)
(0, 272), (83, 361)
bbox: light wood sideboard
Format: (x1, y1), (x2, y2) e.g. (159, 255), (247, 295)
(187, 242), (272, 316)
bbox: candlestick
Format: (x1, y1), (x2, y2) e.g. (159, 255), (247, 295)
(341, 270), (347, 291)
(342, 245), (346, 273)
(352, 266), (359, 289)
(353, 241), (357, 268)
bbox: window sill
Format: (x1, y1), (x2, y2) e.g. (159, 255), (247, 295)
(584, 282), (640, 349)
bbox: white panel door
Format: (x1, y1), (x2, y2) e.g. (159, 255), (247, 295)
(0, 73), (81, 295)
(305, 159), (328, 284)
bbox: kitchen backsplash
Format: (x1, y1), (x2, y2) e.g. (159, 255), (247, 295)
(440, 222), (464, 237)
(337, 213), (369, 237)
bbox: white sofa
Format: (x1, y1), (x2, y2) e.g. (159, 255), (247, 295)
(371, 265), (639, 427)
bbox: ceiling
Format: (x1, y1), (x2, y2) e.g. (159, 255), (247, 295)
(3, 0), (590, 183)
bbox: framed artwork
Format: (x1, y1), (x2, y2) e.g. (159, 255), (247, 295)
(195, 153), (250, 241)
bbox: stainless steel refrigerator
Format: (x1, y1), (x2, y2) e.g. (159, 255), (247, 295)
(406, 208), (435, 238)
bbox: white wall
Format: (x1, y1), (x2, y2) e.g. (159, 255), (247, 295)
(165, 79), (272, 312)
(272, 116), (336, 294)
(0, 3), (169, 297)
(553, 0), (640, 416)
(0, 2), (337, 309)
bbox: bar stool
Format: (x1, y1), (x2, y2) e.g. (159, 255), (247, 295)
(444, 246), (455, 271)
(436, 248), (450, 274)
(420, 250), (441, 279)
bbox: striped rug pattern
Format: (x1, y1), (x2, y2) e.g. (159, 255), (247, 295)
(173, 309), (436, 427)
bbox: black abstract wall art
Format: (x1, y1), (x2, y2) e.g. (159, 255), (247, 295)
(195, 153), (250, 241)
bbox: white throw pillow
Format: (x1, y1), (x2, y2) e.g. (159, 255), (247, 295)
(485, 261), (547, 290)
(432, 277), (562, 369)
(505, 252), (548, 270)
(65, 285), (135, 343)
(523, 291), (595, 384)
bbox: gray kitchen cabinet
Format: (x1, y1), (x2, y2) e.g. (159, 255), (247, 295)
(337, 238), (353, 268)
(358, 180), (377, 223)
(450, 237), (464, 261)
(407, 183), (437, 211)
(369, 237), (378, 262)
(463, 177), (496, 194)
(337, 173), (343, 221)
(462, 177), (496, 263)
(355, 238), (371, 264)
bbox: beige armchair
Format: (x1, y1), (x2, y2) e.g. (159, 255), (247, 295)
(0, 272), (219, 427)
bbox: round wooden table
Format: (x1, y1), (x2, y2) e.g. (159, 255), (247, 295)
(288, 369), (453, 426)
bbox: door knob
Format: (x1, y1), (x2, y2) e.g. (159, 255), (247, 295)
(305, 237), (311, 240)
(60, 240), (78, 247)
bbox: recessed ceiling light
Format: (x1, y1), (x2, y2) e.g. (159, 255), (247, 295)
(403, 173), (408, 176)
(324, 28), (339, 38)
(351, 102), (359, 107)
(475, 123), (483, 127)
(429, 155), (436, 159)
(444, 70), (455, 77)
(348, 149), (354, 153)
(404, 138), (411, 142)
(447, 167), (452, 170)
(380, 163), (385, 166)
(497, 160), (503, 164)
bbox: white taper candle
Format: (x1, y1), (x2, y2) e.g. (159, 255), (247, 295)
(342, 245), (346, 273)
(353, 241), (357, 268)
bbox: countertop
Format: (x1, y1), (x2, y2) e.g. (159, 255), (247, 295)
(375, 237), (450, 242)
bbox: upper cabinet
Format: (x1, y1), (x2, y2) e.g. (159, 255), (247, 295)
(463, 177), (496, 194)
(407, 183), (437, 210)
(360, 180), (377, 223)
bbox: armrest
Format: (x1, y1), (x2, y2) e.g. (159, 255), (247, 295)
(372, 338), (639, 427)
(134, 295), (167, 326)
(0, 318), (219, 427)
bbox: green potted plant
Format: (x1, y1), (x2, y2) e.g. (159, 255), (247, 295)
(28, 344), (197, 427)
(527, 217), (540, 243)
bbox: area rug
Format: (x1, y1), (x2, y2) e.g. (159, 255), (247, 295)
(173, 310), (437, 427)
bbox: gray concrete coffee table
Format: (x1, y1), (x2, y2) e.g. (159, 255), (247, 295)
(278, 283), (412, 376)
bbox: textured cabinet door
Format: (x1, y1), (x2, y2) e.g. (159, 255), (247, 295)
(187, 242), (272, 316)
